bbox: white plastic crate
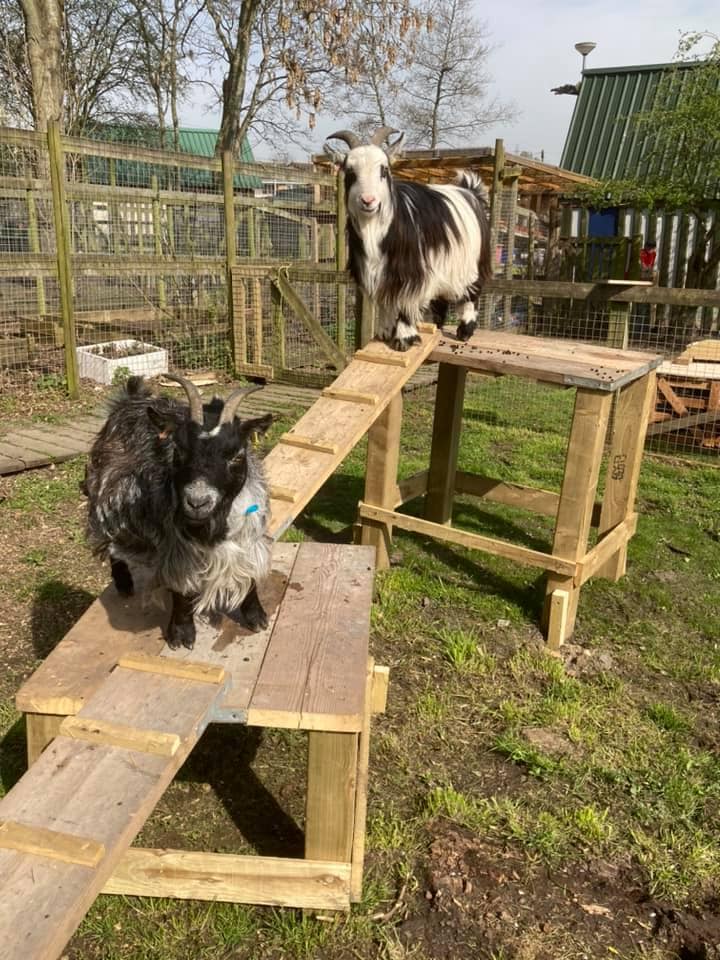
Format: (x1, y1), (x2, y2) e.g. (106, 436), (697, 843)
(77, 339), (168, 385)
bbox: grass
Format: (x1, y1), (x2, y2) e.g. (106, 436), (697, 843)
(1, 374), (720, 958)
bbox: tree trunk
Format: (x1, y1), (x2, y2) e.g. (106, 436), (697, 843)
(215, 0), (261, 155)
(20, 0), (64, 132)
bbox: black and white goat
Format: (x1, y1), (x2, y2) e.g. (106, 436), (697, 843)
(83, 374), (273, 650)
(325, 126), (492, 351)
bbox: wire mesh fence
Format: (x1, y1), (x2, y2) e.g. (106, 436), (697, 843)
(2, 123), (719, 459)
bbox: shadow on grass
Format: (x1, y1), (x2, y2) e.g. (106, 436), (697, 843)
(0, 715), (27, 793)
(178, 725), (305, 858)
(31, 579), (95, 659)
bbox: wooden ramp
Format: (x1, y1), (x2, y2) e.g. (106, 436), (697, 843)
(1, 655), (227, 960)
(266, 329), (439, 537)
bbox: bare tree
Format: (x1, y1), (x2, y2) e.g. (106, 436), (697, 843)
(128, 0), (202, 150)
(399, 0), (514, 148)
(199, 0), (425, 155)
(19, 0), (64, 131)
(0, 0), (34, 127)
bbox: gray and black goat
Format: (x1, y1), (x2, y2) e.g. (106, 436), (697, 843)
(83, 374), (273, 650)
(325, 126), (492, 351)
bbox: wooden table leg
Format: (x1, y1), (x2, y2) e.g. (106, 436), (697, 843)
(305, 731), (359, 863)
(360, 392), (403, 570)
(544, 388), (612, 649)
(596, 372), (656, 580)
(26, 713), (66, 765)
(425, 363), (467, 524)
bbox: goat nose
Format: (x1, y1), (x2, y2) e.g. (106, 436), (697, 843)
(185, 491), (211, 510)
(360, 194), (377, 206)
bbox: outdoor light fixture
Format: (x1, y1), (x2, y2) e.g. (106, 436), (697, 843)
(574, 41), (597, 72)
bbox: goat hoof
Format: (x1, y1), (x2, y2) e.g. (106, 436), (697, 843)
(167, 623), (195, 650)
(390, 335), (420, 352)
(456, 321), (476, 342)
(239, 601), (268, 632)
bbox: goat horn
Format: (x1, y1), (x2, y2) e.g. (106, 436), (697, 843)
(370, 126), (399, 146)
(219, 385), (263, 425)
(326, 129), (361, 149)
(164, 373), (203, 425)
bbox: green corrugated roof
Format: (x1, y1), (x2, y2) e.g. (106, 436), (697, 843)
(560, 62), (701, 180)
(86, 125), (260, 189)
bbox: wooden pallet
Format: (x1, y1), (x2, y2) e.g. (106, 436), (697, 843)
(650, 340), (720, 447)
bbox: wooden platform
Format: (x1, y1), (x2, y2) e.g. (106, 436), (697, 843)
(359, 329), (662, 648)
(9, 543), (382, 959)
(650, 340), (720, 447)
(431, 330), (662, 391)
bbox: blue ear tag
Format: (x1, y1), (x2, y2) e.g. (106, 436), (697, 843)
(244, 504), (259, 516)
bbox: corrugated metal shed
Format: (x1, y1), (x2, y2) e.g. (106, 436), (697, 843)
(86, 125), (260, 189)
(560, 62), (700, 181)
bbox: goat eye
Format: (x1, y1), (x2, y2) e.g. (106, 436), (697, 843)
(380, 166), (388, 180)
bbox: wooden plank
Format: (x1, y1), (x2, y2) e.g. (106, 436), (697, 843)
(425, 364), (466, 524)
(0, 667), (223, 960)
(544, 389), (612, 645)
(321, 387), (379, 405)
(360, 393), (403, 570)
(0, 820), (105, 868)
(4, 428), (84, 459)
(278, 434), (338, 455)
(596, 373), (656, 579)
(646, 406), (720, 436)
(657, 377), (689, 416)
(269, 485), (300, 503)
(117, 653), (226, 685)
(354, 348), (410, 367)
(350, 659), (374, 901)
(305, 731), (358, 863)
(102, 849), (351, 910)
(247, 543), (373, 732)
(370, 665), (390, 715)
(395, 470), (429, 507)
(485, 277), (720, 307)
(16, 585), (167, 716)
(59, 716), (181, 757)
(0, 453), (27, 475)
(358, 503), (578, 576)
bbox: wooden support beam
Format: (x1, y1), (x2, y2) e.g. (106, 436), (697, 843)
(360, 393), (403, 570)
(103, 849), (352, 910)
(425, 364), (467, 524)
(117, 653), (225, 685)
(359, 503), (578, 576)
(350, 660), (374, 902)
(0, 820), (105, 868)
(60, 716), (181, 757)
(546, 590), (569, 653)
(578, 514), (638, 586)
(26, 713), (65, 766)
(269, 485), (301, 503)
(370, 665), (389, 715)
(272, 270), (346, 371)
(305, 731), (359, 864)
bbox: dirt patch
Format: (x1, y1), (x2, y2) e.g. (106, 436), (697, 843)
(396, 822), (720, 960)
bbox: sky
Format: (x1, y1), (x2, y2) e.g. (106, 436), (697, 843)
(180, 0), (718, 168)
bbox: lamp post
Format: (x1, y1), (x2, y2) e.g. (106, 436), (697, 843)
(574, 41), (597, 73)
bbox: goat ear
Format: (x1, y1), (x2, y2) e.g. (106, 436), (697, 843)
(241, 414), (274, 442)
(146, 405), (176, 441)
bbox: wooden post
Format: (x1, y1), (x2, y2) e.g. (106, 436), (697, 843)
(246, 207), (264, 365)
(360, 392), (403, 569)
(336, 169), (347, 353)
(543, 388), (612, 648)
(270, 282), (286, 373)
(596, 372), (656, 580)
(355, 290), (374, 348)
(222, 151), (239, 370)
(503, 171), (520, 328)
(480, 139), (505, 327)
(606, 302), (630, 349)
(26, 713), (65, 766)
(27, 187), (46, 315)
(425, 364), (467, 524)
(109, 158), (121, 255)
(305, 731), (359, 863)
(47, 121), (79, 399)
(151, 175), (166, 308)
